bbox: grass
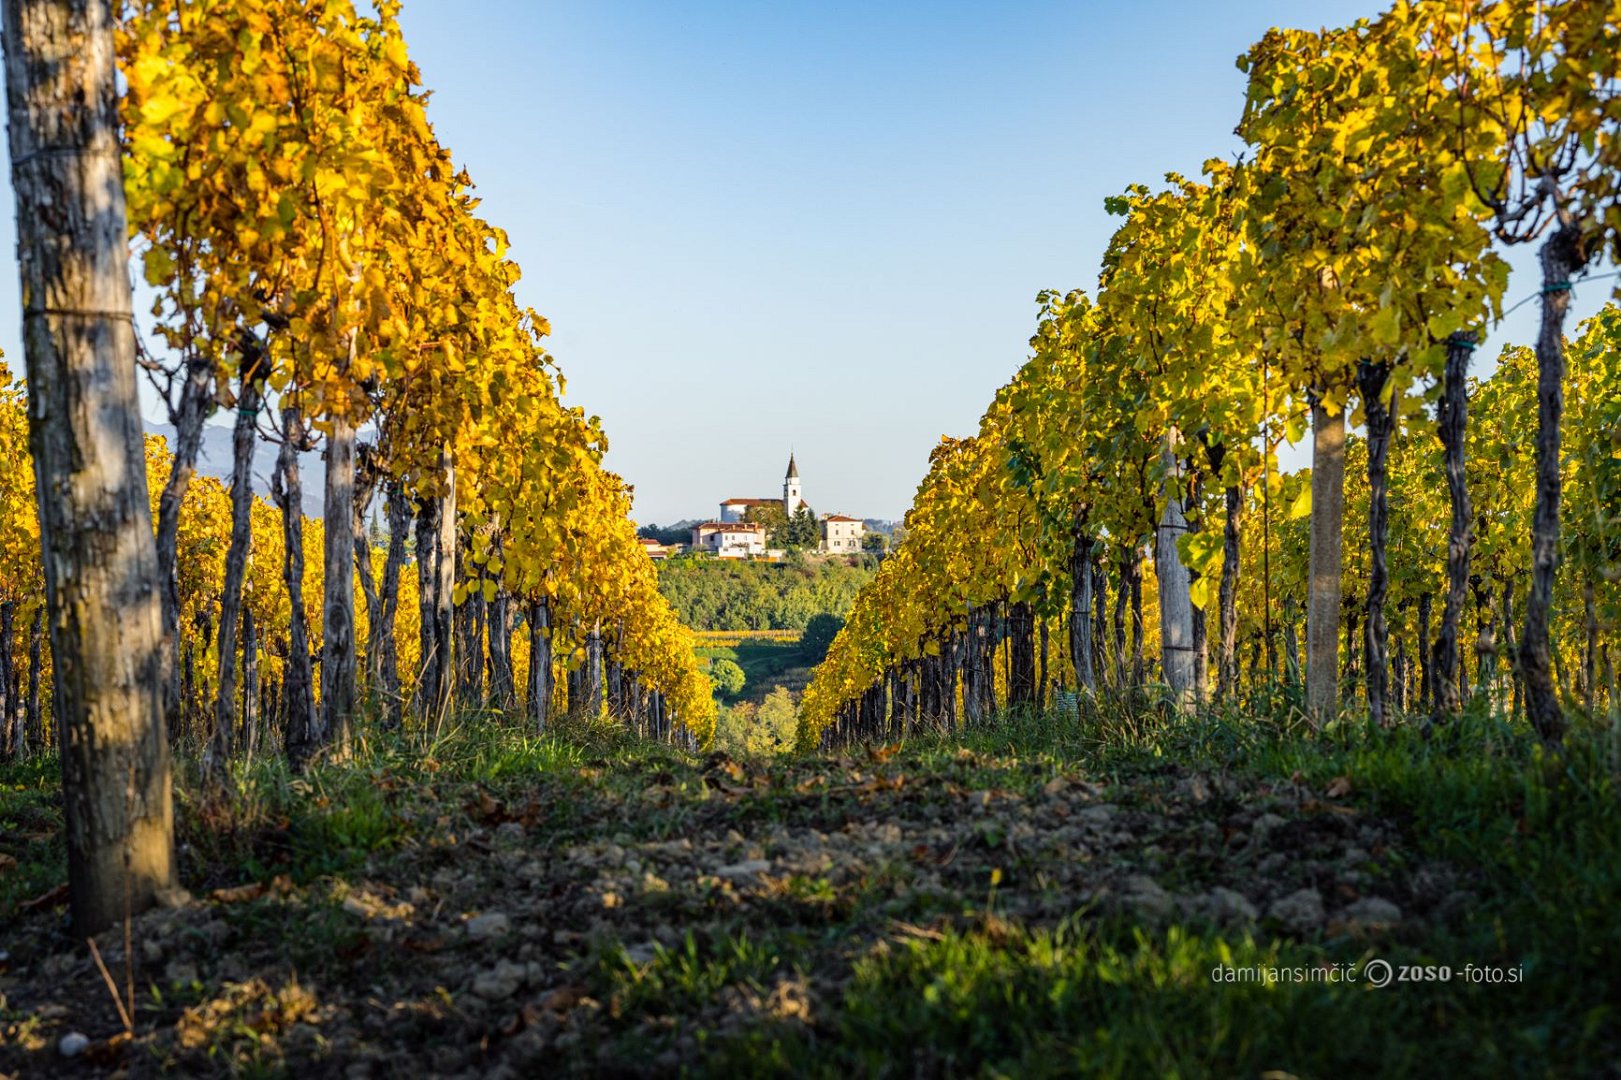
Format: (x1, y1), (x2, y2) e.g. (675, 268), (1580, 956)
(809, 700), (1620, 1078)
(822, 918), (1524, 1077)
(0, 756), (63, 916)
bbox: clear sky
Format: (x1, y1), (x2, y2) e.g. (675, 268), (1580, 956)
(0, 1), (1606, 523)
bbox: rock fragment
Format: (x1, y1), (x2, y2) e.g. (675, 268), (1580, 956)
(1267, 887), (1326, 934)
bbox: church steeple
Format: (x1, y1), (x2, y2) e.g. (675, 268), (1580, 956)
(783, 452), (802, 514)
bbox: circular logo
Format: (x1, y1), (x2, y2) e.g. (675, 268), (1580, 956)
(1364, 958), (1393, 988)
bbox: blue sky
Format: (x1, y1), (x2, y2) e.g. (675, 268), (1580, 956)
(0, 1), (1604, 523)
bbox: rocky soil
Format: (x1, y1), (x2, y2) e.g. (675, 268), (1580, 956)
(0, 745), (1466, 1077)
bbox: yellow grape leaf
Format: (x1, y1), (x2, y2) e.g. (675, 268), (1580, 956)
(1288, 486), (1312, 520)
(140, 93), (185, 126)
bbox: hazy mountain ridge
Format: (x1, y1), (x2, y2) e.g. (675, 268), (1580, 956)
(144, 420), (326, 519)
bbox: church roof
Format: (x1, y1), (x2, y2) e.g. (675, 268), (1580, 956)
(785, 453), (799, 479)
(694, 521), (765, 533)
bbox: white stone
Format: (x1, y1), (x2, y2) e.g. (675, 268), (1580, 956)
(466, 912), (511, 940)
(1267, 887), (1325, 933)
(1341, 896), (1402, 929)
(714, 859), (771, 880)
(472, 959), (526, 1000)
(1204, 887), (1259, 925)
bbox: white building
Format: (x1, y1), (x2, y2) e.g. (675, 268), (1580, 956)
(691, 520), (767, 558)
(819, 514), (865, 554)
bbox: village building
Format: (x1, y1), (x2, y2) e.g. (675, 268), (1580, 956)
(820, 514), (864, 553)
(690, 520), (767, 558)
(637, 537), (673, 560)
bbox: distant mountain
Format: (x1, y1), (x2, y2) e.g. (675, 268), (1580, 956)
(143, 420), (327, 519)
(638, 519), (699, 546)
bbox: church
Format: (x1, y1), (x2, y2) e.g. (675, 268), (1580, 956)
(717, 453), (809, 523)
(691, 454), (865, 557)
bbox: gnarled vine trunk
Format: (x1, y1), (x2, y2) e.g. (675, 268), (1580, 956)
(351, 449), (381, 706)
(1359, 360), (1394, 727)
(583, 621), (604, 717)
(1432, 333), (1475, 724)
(415, 452), (456, 733)
(528, 597), (552, 731)
(1007, 600), (1036, 708)
(489, 585), (517, 714)
(1069, 523), (1096, 694)
(276, 408), (318, 772)
(376, 481), (410, 725)
(1520, 224), (1584, 743)
(206, 358), (264, 780)
(321, 411), (356, 752)
(154, 352), (214, 726)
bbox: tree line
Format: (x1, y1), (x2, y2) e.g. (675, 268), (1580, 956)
(0, 0), (711, 933)
(802, 0), (1620, 749)
(657, 556), (876, 632)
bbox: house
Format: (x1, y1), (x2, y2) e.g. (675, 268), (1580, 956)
(719, 454), (810, 523)
(819, 514), (865, 554)
(691, 521), (767, 558)
(638, 537), (673, 560)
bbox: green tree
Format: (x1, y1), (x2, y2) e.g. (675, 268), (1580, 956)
(743, 504), (789, 546)
(710, 701), (757, 756)
(710, 688), (797, 757)
(755, 687), (799, 754)
(639, 521), (697, 547)
(800, 613), (845, 664)
(785, 508), (820, 550)
(656, 558), (874, 630)
(710, 657), (745, 696)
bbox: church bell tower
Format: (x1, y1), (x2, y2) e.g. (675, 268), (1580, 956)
(783, 453), (801, 515)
